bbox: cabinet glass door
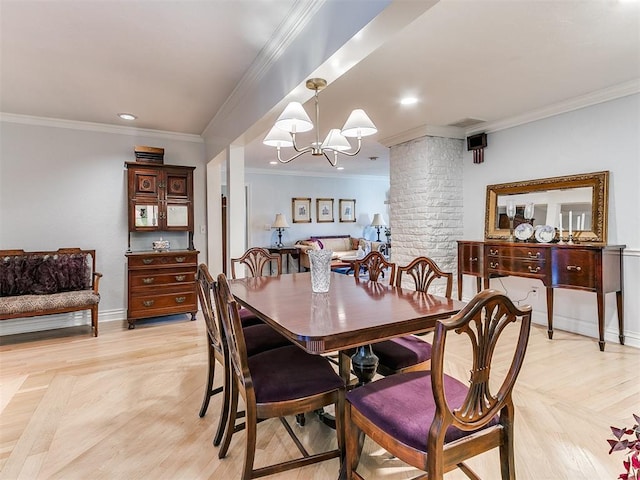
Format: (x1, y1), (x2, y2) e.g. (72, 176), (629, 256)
(135, 204), (159, 227)
(166, 204), (189, 227)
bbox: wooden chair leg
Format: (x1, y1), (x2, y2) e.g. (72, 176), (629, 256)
(91, 306), (98, 337)
(499, 405), (516, 480)
(199, 344), (216, 418)
(213, 357), (232, 446)
(242, 409), (258, 480)
(345, 404), (362, 479)
(219, 380), (239, 459)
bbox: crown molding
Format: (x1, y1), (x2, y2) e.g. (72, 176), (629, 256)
(466, 79), (640, 135)
(0, 112), (203, 143)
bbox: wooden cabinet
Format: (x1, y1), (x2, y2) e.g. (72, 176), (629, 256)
(125, 161), (198, 328)
(457, 241), (625, 351)
(126, 250), (199, 329)
(126, 162), (196, 250)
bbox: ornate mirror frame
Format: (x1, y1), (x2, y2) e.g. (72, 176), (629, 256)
(485, 171), (609, 244)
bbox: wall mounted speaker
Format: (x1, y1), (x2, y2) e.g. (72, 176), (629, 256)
(466, 133), (487, 163)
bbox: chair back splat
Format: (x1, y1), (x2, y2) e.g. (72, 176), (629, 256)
(395, 256), (453, 298)
(353, 251), (396, 284)
(231, 247), (281, 279)
(345, 289), (532, 480)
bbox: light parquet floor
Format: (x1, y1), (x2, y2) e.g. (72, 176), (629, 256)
(0, 315), (638, 479)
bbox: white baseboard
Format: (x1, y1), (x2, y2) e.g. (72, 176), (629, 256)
(0, 308), (126, 336)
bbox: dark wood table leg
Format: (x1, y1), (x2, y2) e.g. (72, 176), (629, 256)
(597, 291), (605, 351)
(546, 287), (554, 339)
(616, 290), (624, 345)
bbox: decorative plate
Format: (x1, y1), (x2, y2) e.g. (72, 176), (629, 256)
(514, 223), (534, 241)
(534, 225), (556, 243)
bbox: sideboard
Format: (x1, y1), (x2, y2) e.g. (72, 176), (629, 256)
(457, 241), (625, 351)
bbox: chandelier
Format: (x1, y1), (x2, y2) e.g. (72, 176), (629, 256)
(263, 78), (377, 167)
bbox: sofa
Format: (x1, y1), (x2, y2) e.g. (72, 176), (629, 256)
(295, 235), (385, 270)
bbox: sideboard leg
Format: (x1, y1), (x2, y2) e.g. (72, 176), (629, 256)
(546, 287), (554, 340)
(597, 292), (606, 351)
(616, 290), (624, 345)
(476, 277), (482, 294)
(457, 273), (463, 301)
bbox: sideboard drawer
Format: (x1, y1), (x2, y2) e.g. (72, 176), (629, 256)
(129, 268), (195, 288)
(128, 289), (197, 318)
(486, 245), (547, 261)
(487, 257), (546, 278)
(551, 249), (597, 290)
(127, 252), (197, 269)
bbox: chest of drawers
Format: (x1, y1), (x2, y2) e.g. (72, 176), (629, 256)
(457, 241), (624, 351)
(126, 250), (199, 329)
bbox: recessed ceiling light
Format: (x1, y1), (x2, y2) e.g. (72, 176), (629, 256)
(336, 166), (345, 170)
(269, 161), (278, 165)
(400, 97), (418, 106)
(118, 113), (137, 120)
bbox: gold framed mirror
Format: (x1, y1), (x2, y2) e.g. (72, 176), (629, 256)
(485, 171), (609, 244)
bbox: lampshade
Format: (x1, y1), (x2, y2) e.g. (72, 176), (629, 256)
(371, 213), (385, 227)
(272, 213), (290, 229)
(321, 129), (352, 151)
(341, 109), (378, 138)
(263, 126), (294, 148)
(274, 102), (313, 133)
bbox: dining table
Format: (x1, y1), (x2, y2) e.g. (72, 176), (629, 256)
(228, 271), (465, 477)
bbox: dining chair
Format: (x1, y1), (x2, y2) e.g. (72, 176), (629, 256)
(353, 250), (396, 284)
(196, 264), (290, 446)
(369, 256), (454, 376)
(215, 272), (345, 480)
(345, 289), (532, 480)
(231, 247), (281, 279)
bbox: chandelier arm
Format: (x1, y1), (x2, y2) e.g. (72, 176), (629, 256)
(322, 151), (338, 167)
(289, 132), (311, 154)
(277, 147), (313, 164)
(330, 138), (363, 157)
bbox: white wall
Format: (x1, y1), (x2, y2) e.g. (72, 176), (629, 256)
(461, 94), (640, 347)
(244, 171), (390, 248)
(0, 119), (207, 334)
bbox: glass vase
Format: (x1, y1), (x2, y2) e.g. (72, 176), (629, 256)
(308, 249), (332, 293)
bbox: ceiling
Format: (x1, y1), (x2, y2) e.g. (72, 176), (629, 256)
(2, 0), (639, 177)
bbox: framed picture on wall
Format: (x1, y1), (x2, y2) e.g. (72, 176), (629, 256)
(339, 199), (356, 223)
(316, 198), (334, 223)
(292, 197), (312, 223)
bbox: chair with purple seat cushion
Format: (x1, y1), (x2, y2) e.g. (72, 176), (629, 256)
(216, 272), (345, 480)
(345, 289), (532, 480)
(195, 264), (290, 447)
(371, 256), (454, 376)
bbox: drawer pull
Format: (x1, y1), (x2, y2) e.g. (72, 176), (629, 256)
(142, 300), (155, 307)
(175, 256), (186, 263)
(175, 275), (186, 282)
(175, 296), (186, 304)
(528, 266), (541, 273)
(566, 265), (582, 272)
(142, 277), (155, 284)
(489, 249), (499, 256)
(469, 257), (478, 262)
(490, 262), (499, 269)
(142, 258), (154, 265)
(528, 251), (541, 259)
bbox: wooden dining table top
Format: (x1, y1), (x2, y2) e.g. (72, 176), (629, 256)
(229, 272), (466, 354)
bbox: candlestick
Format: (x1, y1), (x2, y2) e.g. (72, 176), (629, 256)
(569, 211), (572, 237)
(581, 213), (585, 231)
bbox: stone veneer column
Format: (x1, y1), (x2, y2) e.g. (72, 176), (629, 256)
(390, 135), (464, 295)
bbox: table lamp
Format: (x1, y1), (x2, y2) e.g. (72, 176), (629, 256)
(271, 213), (290, 247)
(371, 213), (385, 242)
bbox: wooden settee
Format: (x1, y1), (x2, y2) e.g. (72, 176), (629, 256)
(0, 248), (102, 336)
